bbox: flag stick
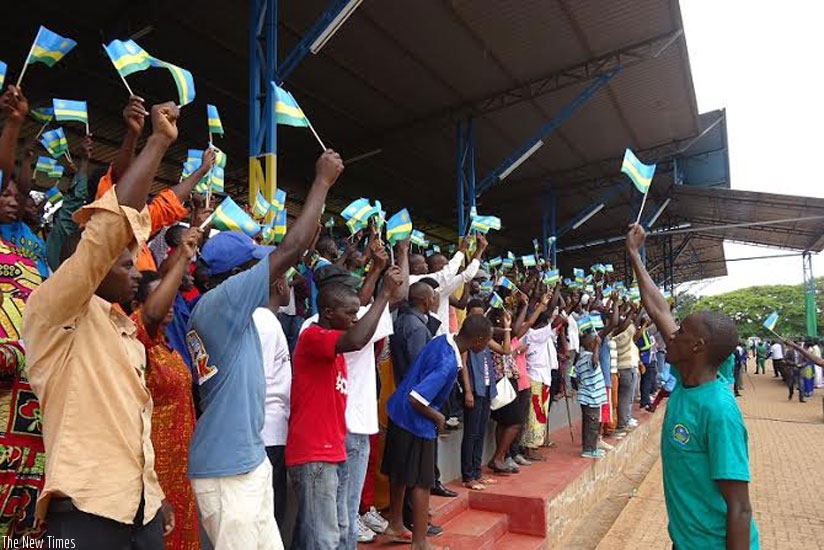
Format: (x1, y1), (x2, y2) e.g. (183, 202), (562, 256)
(15, 30), (39, 88)
(102, 44), (135, 96)
(64, 148), (73, 163)
(199, 210), (216, 231)
(85, 121), (89, 136)
(634, 189), (650, 225)
(306, 120), (327, 152)
(389, 243), (395, 265)
(33, 122), (48, 140)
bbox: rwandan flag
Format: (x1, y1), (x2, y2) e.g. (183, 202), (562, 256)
(181, 160), (198, 179)
(103, 39), (152, 77)
(502, 258), (514, 269)
(49, 164), (65, 179)
(252, 191), (271, 220)
(210, 166), (225, 193)
(271, 189), (286, 213)
(40, 128), (68, 158)
(605, 263), (614, 273)
(272, 83), (309, 127)
(488, 256), (503, 268)
(386, 208), (413, 244)
(543, 269), (560, 286)
(763, 312), (779, 332)
(0, 61), (6, 89)
(573, 267), (585, 280)
(35, 156), (57, 174)
(273, 208), (287, 243)
(577, 315), (594, 333)
(621, 148), (656, 194)
(214, 148), (227, 168)
(53, 99), (88, 124)
(489, 292), (505, 310)
(340, 198), (371, 220)
(591, 315), (605, 330)
(151, 59), (195, 106)
(45, 186), (63, 205)
(26, 26), (76, 67)
(345, 217), (364, 236)
(521, 255), (537, 268)
(498, 276), (518, 293)
(410, 230), (428, 248)
(470, 213), (502, 234)
(207, 104), (223, 135)
(212, 196), (260, 237)
(30, 107), (54, 125)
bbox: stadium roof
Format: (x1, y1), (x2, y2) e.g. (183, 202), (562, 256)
(3, 1), (817, 285)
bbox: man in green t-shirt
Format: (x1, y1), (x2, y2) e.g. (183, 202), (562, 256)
(627, 224), (759, 550)
(755, 342), (768, 374)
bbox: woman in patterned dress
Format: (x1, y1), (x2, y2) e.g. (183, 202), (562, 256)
(130, 227), (202, 550)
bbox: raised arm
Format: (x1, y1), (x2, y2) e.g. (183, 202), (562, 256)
(0, 86), (28, 176)
(111, 96), (148, 183)
(269, 150), (343, 282)
(140, 227), (201, 337)
(358, 240), (388, 306)
(514, 292), (550, 339)
(626, 224), (678, 337)
(487, 310), (512, 354)
(336, 266), (402, 353)
(170, 147), (215, 202)
(391, 236), (411, 308)
(510, 294), (529, 337)
(783, 339), (824, 367)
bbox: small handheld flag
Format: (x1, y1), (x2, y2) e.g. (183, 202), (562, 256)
(272, 189), (287, 214)
(48, 164), (65, 180)
(470, 213), (502, 234)
(103, 39), (195, 106)
(577, 315), (594, 333)
(488, 256), (503, 268)
(272, 208), (287, 243)
(30, 107), (54, 125)
(621, 149), (656, 194)
(489, 292), (505, 310)
(212, 196), (260, 237)
(410, 230), (428, 248)
(0, 61), (6, 90)
(763, 312), (779, 333)
(53, 99), (89, 134)
(521, 255), (537, 268)
(271, 83), (326, 151)
(543, 269), (560, 286)
(498, 276), (519, 294)
(18, 26), (77, 87)
(35, 156), (57, 174)
(40, 128), (69, 158)
(502, 258), (514, 269)
(252, 191), (272, 220)
(153, 59), (195, 106)
(210, 166), (225, 194)
(573, 268), (585, 281)
(386, 209), (413, 245)
(207, 104), (224, 136)
(45, 186), (63, 206)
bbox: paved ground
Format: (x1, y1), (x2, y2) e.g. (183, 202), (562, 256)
(596, 364), (824, 550)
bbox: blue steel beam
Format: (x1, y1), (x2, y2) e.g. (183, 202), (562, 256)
(476, 67), (622, 196)
(249, 0), (277, 206)
(277, 0), (363, 83)
(556, 183), (623, 238)
(456, 121), (465, 236)
(549, 193), (557, 267)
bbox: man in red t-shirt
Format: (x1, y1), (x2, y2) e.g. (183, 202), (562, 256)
(287, 266), (403, 549)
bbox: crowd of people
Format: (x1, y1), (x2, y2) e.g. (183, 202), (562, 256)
(0, 53), (761, 550)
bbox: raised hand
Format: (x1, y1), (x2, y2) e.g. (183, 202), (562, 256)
(200, 147), (216, 173)
(150, 102), (180, 142)
(123, 95), (148, 135)
(370, 239), (389, 272)
(315, 149), (344, 187)
(381, 266), (404, 298)
(2, 86), (28, 123)
(626, 223), (647, 254)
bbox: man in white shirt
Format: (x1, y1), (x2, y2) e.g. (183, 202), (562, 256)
(409, 236), (487, 335)
(770, 341), (785, 379)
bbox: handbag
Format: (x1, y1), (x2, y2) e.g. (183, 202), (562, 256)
(490, 376), (517, 411)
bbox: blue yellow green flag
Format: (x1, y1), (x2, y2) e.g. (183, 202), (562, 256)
(273, 208), (287, 243)
(498, 276), (518, 293)
(521, 255), (537, 268)
(40, 128), (68, 158)
(543, 269), (560, 286)
(0, 61), (6, 90)
(272, 189), (286, 213)
(45, 186), (63, 205)
(488, 257), (503, 268)
(489, 292), (505, 310)
(26, 26), (76, 67)
(470, 213), (502, 234)
(151, 59), (196, 106)
(763, 312), (779, 332)
(103, 39), (153, 77)
(341, 198), (371, 220)
(410, 229), (428, 248)
(35, 156), (57, 174)
(30, 107), (54, 125)
(386, 208), (413, 244)
(53, 99), (88, 124)
(49, 164), (65, 179)
(621, 148), (656, 194)
(212, 196), (260, 237)
(207, 104), (223, 135)
(252, 191), (271, 220)
(210, 166), (225, 193)
(271, 83), (310, 128)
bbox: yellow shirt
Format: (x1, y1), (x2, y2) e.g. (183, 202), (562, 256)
(22, 188), (164, 525)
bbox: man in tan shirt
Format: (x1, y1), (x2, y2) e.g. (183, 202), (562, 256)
(22, 102), (180, 548)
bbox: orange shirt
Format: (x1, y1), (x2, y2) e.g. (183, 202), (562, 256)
(97, 167), (189, 271)
(23, 188), (164, 525)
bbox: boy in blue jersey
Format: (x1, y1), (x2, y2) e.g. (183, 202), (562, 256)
(627, 223), (759, 550)
(382, 314), (493, 549)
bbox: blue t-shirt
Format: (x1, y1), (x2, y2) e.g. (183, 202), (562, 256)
(599, 336), (612, 388)
(186, 257), (270, 477)
(0, 221), (49, 278)
(387, 335), (461, 439)
(661, 378), (759, 549)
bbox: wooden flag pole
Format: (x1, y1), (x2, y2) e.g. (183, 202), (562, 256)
(205, 143), (215, 209)
(16, 30), (40, 88)
(102, 44), (135, 96)
(634, 189), (650, 225)
(306, 119), (327, 152)
(199, 210), (216, 231)
(33, 122), (48, 140)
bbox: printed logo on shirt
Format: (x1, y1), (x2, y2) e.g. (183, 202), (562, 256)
(335, 371), (348, 395)
(186, 330), (218, 385)
(672, 423), (691, 446)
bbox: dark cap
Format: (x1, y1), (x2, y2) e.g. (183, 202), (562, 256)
(314, 264), (360, 290)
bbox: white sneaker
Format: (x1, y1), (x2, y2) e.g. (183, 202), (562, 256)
(357, 517), (376, 543)
(513, 454), (533, 466)
(628, 418), (639, 427)
(362, 506), (388, 534)
(597, 438), (614, 451)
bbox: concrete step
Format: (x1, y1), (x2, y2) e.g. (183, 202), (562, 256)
(429, 509), (509, 550)
(493, 532), (548, 550)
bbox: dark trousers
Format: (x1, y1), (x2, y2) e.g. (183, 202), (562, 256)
(46, 497), (164, 550)
(787, 366), (805, 401)
(403, 442), (440, 527)
(640, 362), (657, 407)
(266, 445), (288, 535)
(773, 359), (784, 378)
(461, 393), (490, 482)
(581, 405), (600, 453)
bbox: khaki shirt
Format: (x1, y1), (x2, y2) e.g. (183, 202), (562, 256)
(22, 188), (163, 525)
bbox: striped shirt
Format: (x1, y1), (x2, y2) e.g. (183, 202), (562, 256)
(575, 350), (608, 407)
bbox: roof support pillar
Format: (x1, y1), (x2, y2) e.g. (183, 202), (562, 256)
(803, 251), (818, 337)
(456, 117), (476, 236)
(249, 0), (277, 207)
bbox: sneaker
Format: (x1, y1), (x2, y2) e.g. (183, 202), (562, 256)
(445, 417), (461, 429)
(427, 523), (444, 537)
(362, 506), (388, 534)
(513, 454), (533, 466)
(612, 430), (627, 439)
(597, 438), (614, 451)
(581, 450), (604, 459)
(504, 457), (521, 472)
(628, 418), (639, 427)
(356, 517), (376, 543)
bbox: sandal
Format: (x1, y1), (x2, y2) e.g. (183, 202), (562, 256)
(479, 476), (498, 485)
(462, 481), (486, 491)
(383, 527), (413, 543)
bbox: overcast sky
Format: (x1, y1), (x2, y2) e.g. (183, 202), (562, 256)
(678, 1), (824, 296)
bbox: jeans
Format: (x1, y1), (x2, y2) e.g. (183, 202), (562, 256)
(787, 366), (804, 401)
(640, 360), (657, 407)
(461, 393), (490, 481)
(266, 446), (287, 537)
(338, 433), (371, 550)
(581, 405), (600, 453)
(46, 497), (164, 550)
(617, 369), (634, 429)
(289, 461), (343, 550)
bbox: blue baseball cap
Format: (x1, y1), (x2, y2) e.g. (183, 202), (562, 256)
(201, 232), (274, 276)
